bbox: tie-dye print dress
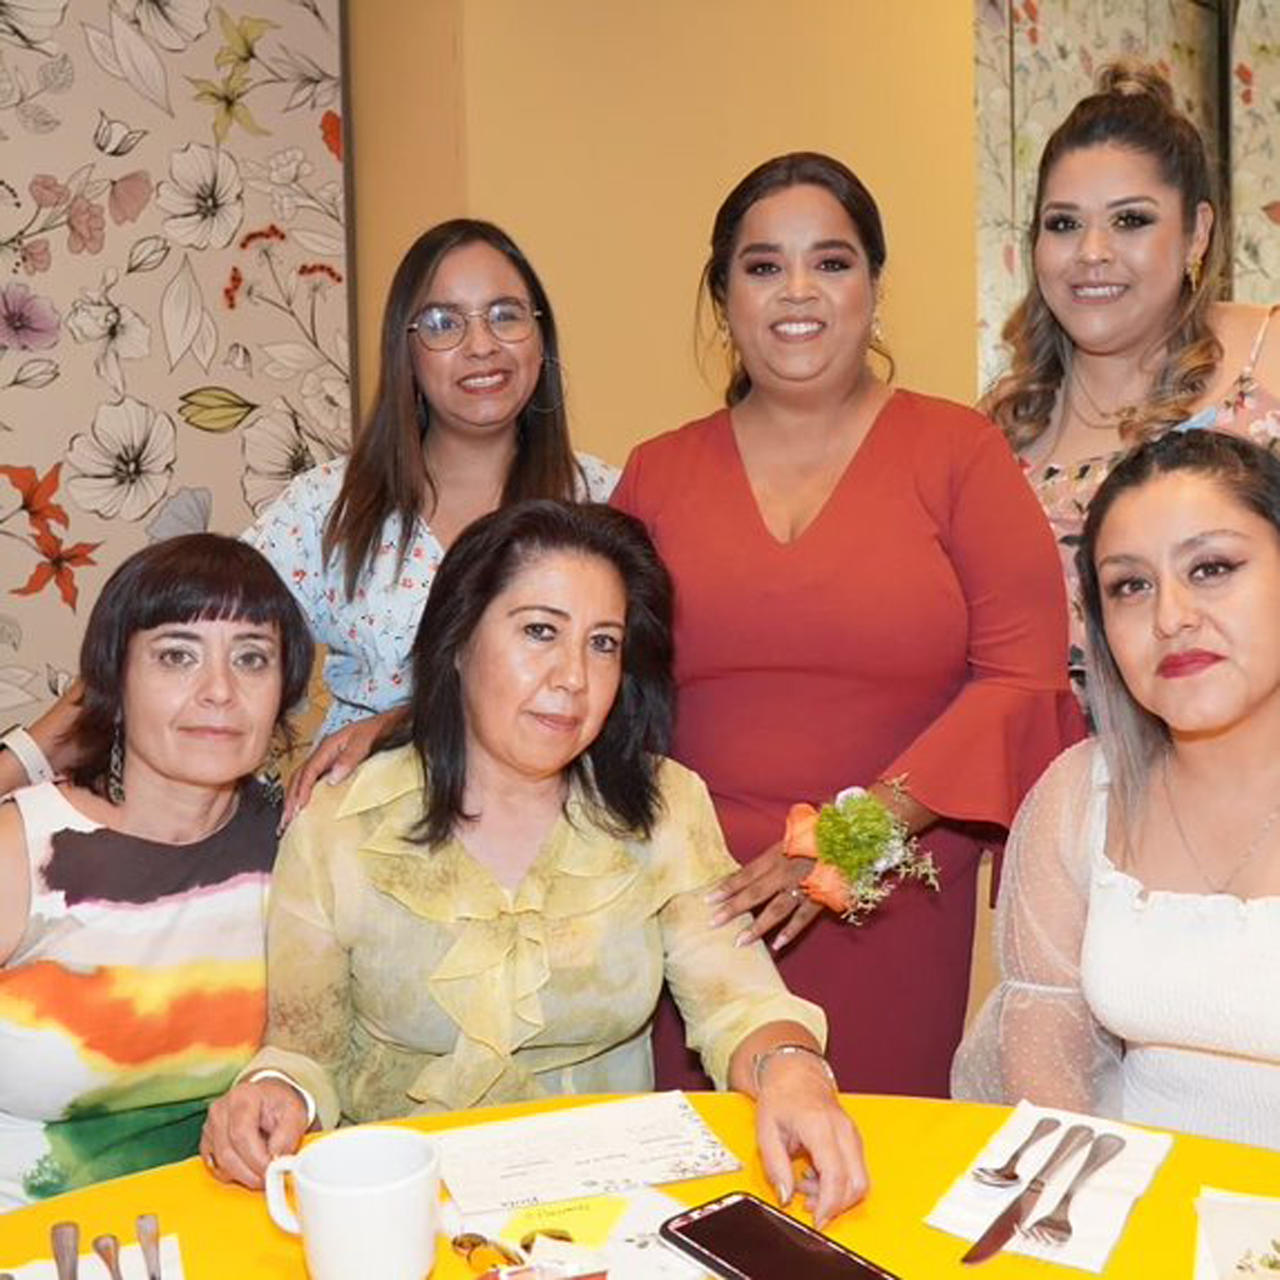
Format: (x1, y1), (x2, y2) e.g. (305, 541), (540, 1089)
(0, 781), (276, 1209)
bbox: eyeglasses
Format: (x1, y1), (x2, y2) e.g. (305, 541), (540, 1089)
(409, 300), (541, 352)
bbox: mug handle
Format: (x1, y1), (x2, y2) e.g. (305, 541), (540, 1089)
(264, 1155), (302, 1235)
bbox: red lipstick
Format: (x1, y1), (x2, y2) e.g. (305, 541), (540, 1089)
(1157, 650), (1223, 679)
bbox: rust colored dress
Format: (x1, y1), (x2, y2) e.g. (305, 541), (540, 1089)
(613, 390), (1084, 1097)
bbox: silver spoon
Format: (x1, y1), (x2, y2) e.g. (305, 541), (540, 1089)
(136, 1213), (163, 1280)
(92, 1235), (125, 1280)
(51, 1222), (79, 1280)
(972, 1114), (1061, 1187)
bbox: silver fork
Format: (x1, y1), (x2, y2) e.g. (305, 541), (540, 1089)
(972, 1114), (1060, 1187)
(1025, 1132), (1127, 1245)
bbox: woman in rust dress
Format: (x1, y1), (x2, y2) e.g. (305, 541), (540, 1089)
(613, 153), (1083, 1095)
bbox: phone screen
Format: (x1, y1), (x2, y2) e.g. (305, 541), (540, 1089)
(664, 1194), (898, 1279)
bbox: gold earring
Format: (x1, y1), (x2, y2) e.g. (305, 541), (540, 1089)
(871, 313), (884, 345)
(1185, 257), (1203, 292)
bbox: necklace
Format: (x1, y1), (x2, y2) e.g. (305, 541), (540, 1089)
(1067, 363), (1143, 433)
(1162, 759), (1280, 894)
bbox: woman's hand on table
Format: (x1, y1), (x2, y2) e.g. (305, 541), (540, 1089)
(200, 1078), (310, 1189)
(754, 1052), (868, 1229)
(707, 840), (823, 950)
(282, 706), (407, 825)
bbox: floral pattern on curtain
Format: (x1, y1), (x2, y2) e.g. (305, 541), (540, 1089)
(974, 0), (1219, 395)
(1233, 0), (1280, 301)
(0, 0), (351, 722)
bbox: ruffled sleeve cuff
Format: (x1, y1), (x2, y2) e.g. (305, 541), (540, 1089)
(882, 680), (1086, 829)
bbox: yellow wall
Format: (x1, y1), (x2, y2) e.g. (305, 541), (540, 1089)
(348, 1), (976, 465)
(346, 0), (465, 406)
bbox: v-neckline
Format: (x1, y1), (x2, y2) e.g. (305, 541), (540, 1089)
(722, 389), (897, 549)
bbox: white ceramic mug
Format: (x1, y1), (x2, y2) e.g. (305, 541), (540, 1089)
(265, 1125), (440, 1280)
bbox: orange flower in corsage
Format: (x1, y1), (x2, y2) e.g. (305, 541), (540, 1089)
(782, 781), (939, 923)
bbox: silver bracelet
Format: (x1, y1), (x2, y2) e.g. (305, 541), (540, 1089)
(1, 726), (55, 785)
(752, 1042), (838, 1094)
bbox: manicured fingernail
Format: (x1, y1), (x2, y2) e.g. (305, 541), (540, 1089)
(735, 930), (753, 948)
(704, 888), (724, 904)
(776, 1182), (791, 1206)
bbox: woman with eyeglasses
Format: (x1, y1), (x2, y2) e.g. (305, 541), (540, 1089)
(0, 221), (616, 816)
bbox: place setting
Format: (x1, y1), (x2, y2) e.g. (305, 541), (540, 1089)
(2, 1214), (181, 1280)
(927, 1100), (1174, 1272)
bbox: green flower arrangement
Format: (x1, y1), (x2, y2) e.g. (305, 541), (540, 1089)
(783, 780), (939, 923)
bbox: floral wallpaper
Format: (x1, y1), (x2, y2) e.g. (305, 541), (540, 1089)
(0, 0), (350, 723)
(1233, 0), (1280, 301)
(974, 0), (1219, 394)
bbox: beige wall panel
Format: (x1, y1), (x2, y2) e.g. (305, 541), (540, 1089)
(460, 1), (976, 463)
(347, 0), (465, 412)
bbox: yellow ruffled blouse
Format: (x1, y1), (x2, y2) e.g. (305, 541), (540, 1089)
(245, 745), (825, 1127)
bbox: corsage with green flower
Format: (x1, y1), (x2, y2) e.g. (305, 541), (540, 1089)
(782, 779), (939, 923)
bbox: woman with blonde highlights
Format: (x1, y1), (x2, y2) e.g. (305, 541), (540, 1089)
(954, 431), (1280, 1149)
(988, 61), (1280, 698)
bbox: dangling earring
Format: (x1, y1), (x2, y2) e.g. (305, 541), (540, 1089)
(107, 716), (125, 805)
(257, 759), (285, 809)
(528, 352), (566, 416)
(1185, 257), (1203, 293)
(716, 316), (733, 350)
(871, 313), (884, 346)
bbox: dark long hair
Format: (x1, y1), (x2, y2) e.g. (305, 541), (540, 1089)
(1077, 430), (1280, 821)
(323, 219), (582, 598)
(700, 151), (891, 405)
(71, 534), (314, 797)
(399, 501), (674, 847)
(990, 61), (1221, 450)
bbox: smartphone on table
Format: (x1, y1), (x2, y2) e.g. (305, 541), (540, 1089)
(659, 1191), (902, 1279)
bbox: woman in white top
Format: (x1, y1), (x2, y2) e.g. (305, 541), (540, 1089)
(953, 428), (1280, 1149)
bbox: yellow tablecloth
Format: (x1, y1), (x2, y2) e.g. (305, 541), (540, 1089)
(3, 1093), (1278, 1277)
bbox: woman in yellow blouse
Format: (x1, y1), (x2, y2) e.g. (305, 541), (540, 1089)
(202, 501), (865, 1226)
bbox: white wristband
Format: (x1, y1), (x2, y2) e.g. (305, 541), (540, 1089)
(1, 726), (55, 785)
(247, 1069), (318, 1127)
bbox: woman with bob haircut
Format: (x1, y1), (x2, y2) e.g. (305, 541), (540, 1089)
(4, 220), (616, 813)
(0, 534), (313, 1208)
(613, 151), (1082, 1096)
(988, 60), (1280, 699)
(204, 501), (867, 1228)
(954, 430), (1280, 1149)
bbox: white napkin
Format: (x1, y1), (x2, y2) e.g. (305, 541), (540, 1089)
(1194, 1188), (1280, 1279)
(927, 1100), (1172, 1273)
(3, 1233), (183, 1279)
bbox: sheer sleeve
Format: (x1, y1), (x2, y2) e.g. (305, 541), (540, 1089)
(881, 422), (1086, 827)
(951, 740), (1124, 1114)
(236, 790), (354, 1129)
(649, 761), (827, 1088)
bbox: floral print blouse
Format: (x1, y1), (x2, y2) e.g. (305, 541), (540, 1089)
(240, 747), (825, 1125)
(1026, 307), (1280, 699)
(243, 454), (618, 737)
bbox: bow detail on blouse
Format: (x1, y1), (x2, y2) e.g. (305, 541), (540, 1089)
(358, 789), (643, 1112)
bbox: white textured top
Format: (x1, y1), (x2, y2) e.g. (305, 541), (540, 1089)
(244, 454), (618, 737)
(953, 740), (1280, 1150)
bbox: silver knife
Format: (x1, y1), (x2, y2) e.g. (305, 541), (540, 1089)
(961, 1122), (1094, 1265)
